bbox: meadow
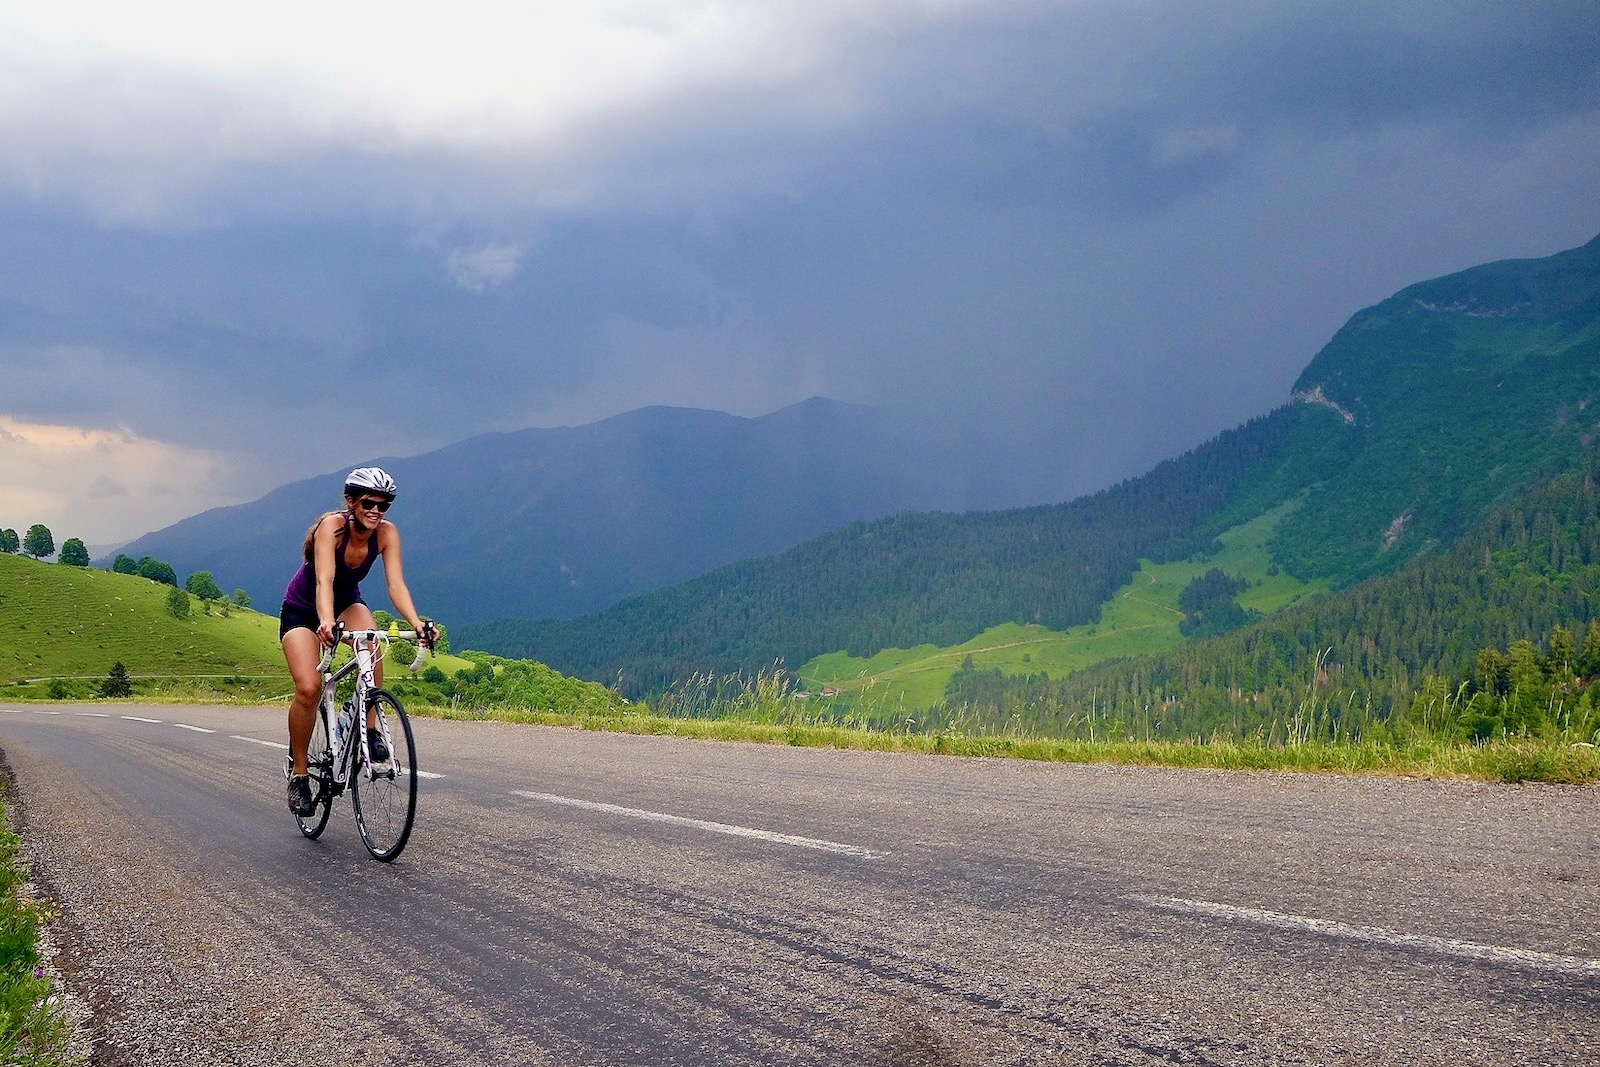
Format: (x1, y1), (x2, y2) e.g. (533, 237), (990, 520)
(800, 503), (1328, 710)
(0, 553), (473, 702)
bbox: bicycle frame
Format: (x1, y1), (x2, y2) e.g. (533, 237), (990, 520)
(315, 627), (424, 789)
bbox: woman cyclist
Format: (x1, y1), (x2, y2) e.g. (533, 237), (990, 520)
(280, 467), (435, 816)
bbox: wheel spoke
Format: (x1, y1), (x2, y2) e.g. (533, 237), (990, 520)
(352, 691), (417, 861)
(295, 706), (334, 839)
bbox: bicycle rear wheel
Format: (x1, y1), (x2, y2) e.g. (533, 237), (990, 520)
(352, 690), (417, 861)
(295, 707), (334, 839)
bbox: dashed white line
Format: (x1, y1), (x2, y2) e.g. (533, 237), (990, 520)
(1135, 894), (1600, 977)
(512, 790), (884, 858)
(225, 734), (442, 779)
(4, 714), (446, 779)
(231, 735), (290, 750)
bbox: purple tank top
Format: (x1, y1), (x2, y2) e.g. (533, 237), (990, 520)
(282, 514), (379, 614)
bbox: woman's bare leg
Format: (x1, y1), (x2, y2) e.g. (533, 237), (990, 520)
(283, 628), (325, 776)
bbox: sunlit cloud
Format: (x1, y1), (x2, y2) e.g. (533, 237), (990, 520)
(0, 416), (236, 546)
(0, 0), (982, 221)
(445, 243), (523, 292)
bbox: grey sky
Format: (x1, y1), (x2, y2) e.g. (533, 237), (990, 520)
(1, 1), (1597, 543)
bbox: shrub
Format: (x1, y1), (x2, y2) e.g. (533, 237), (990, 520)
(185, 571), (223, 600)
(166, 587), (191, 619)
(137, 557), (177, 586)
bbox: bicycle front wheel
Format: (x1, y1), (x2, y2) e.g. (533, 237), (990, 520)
(352, 690), (417, 861)
(296, 707), (334, 839)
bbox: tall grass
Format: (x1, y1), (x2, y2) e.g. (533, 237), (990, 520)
(0, 795), (75, 1066)
(607, 667), (1600, 783)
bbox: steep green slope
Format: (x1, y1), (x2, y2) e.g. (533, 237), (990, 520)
(0, 553), (285, 696)
(1272, 233), (1600, 578)
(939, 449), (1600, 744)
(462, 235), (1600, 696)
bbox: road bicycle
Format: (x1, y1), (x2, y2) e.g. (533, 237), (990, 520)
(285, 622), (430, 861)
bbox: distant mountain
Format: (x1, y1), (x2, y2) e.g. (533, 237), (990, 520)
(114, 397), (1020, 624)
(457, 234), (1600, 694)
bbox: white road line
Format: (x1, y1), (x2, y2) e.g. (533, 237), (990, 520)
(121, 715), (162, 724)
(511, 790), (885, 858)
(232, 735), (290, 750)
(173, 723), (214, 734)
(1135, 894), (1600, 978)
(224, 734), (442, 777)
(0, 709), (22, 714)
(32, 710), (61, 715)
(75, 713), (111, 718)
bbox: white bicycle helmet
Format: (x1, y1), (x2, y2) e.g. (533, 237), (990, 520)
(344, 466), (397, 498)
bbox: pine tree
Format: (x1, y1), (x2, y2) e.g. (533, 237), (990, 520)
(100, 662), (133, 699)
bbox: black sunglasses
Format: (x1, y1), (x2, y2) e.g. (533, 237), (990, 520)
(354, 497), (392, 513)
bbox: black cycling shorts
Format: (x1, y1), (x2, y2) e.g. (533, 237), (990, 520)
(278, 599), (365, 640)
(278, 602), (319, 640)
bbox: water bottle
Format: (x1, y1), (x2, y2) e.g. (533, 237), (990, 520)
(336, 701), (354, 750)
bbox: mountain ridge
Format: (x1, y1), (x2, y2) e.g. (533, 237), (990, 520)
(456, 234), (1600, 695)
(114, 396), (1034, 625)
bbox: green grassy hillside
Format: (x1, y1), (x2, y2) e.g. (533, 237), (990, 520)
(0, 552), (626, 719)
(0, 554), (475, 700)
(1, 553), (286, 698)
(800, 502), (1327, 710)
(1272, 233), (1600, 578)
(934, 450), (1600, 747)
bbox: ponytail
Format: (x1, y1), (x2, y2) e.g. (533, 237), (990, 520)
(301, 511), (347, 563)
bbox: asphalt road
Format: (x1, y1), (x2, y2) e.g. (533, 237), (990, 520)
(1, 702), (1597, 1066)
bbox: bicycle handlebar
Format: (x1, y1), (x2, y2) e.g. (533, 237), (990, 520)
(318, 623), (436, 674)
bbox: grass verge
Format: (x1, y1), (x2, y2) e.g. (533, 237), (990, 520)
(0, 790), (76, 1066)
(407, 702), (1600, 784)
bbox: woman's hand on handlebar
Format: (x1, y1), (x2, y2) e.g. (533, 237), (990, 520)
(316, 620), (343, 647)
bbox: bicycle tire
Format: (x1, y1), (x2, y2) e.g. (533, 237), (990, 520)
(352, 689), (417, 861)
(296, 706), (334, 839)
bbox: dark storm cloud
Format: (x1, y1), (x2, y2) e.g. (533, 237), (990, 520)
(1, 1), (1598, 533)
(819, 0), (1600, 213)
